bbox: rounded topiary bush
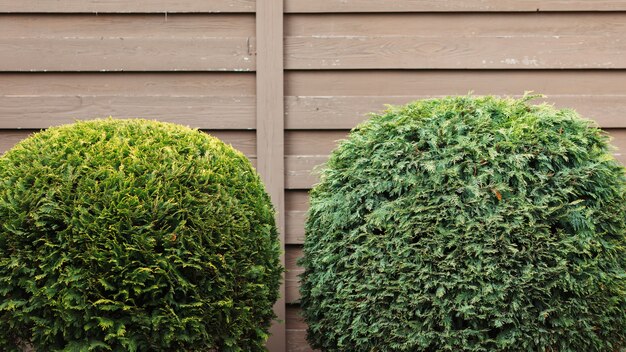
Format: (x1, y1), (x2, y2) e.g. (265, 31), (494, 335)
(300, 96), (626, 351)
(0, 119), (282, 351)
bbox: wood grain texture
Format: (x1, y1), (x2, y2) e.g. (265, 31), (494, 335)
(285, 13), (626, 69)
(0, 96), (255, 129)
(286, 131), (347, 155)
(0, 73), (255, 129)
(285, 71), (626, 129)
(0, 15), (255, 71)
(285, 155), (326, 190)
(287, 13), (626, 37)
(256, 0), (286, 349)
(286, 210), (306, 245)
(286, 246), (303, 304)
(286, 95), (626, 129)
(205, 130), (256, 156)
(286, 306), (316, 351)
(285, 190), (308, 245)
(0, 73), (255, 95)
(286, 71), (626, 96)
(286, 305), (307, 330)
(285, 0), (626, 12)
(287, 329), (315, 352)
(0, 0), (255, 13)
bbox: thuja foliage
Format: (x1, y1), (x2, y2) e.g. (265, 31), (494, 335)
(0, 119), (282, 351)
(300, 96), (626, 351)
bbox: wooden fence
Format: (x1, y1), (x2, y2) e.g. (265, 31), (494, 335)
(2, 1), (626, 351)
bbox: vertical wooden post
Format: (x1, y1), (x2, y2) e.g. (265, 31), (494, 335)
(256, 0), (285, 351)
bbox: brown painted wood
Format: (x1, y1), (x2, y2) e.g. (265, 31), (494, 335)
(285, 13), (626, 69)
(286, 305), (306, 330)
(287, 329), (315, 352)
(286, 131), (347, 155)
(285, 71), (626, 129)
(286, 246), (304, 304)
(286, 95), (626, 129)
(285, 0), (626, 12)
(286, 190), (310, 211)
(286, 306), (317, 351)
(0, 15), (255, 71)
(285, 155), (326, 190)
(286, 71), (626, 96)
(0, 96), (255, 129)
(285, 190), (309, 245)
(0, 0), (255, 13)
(605, 129), (626, 165)
(286, 211), (306, 245)
(286, 305), (316, 351)
(256, 0), (286, 350)
(0, 130), (38, 154)
(285, 37), (626, 69)
(0, 14), (255, 37)
(0, 73), (255, 129)
(207, 130), (256, 156)
(287, 13), (626, 37)
(0, 73), (255, 95)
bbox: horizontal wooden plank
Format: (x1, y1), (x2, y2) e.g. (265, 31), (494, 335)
(286, 210), (306, 245)
(209, 130), (256, 156)
(286, 305), (307, 330)
(285, 13), (626, 69)
(286, 71), (626, 96)
(0, 129), (256, 156)
(285, 71), (626, 129)
(285, 39), (625, 70)
(286, 131), (347, 155)
(285, 190), (308, 245)
(287, 329), (315, 352)
(285, 0), (626, 12)
(287, 13), (626, 37)
(0, 96), (255, 129)
(285, 155), (326, 189)
(287, 95), (626, 129)
(1, 38), (254, 72)
(286, 246), (304, 304)
(0, 73), (255, 129)
(0, 0), (255, 13)
(0, 15), (255, 71)
(286, 190), (310, 212)
(0, 14), (255, 37)
(0, 73), (255, 95)
(287, 305), (316, 351)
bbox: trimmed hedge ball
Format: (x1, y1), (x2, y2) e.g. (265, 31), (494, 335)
(300, 96), (626, 351)
(0, 119), (282, 351)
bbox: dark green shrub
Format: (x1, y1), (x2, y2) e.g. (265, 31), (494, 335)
(0, 119), (282, 351)
(300, 96), (626, 351)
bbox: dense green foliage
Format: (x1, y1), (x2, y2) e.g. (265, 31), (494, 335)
(300, 96), (626, 351)
(0, 119), (282, 351)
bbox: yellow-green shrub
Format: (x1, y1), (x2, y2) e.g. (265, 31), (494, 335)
(0, 119), (282, 351)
